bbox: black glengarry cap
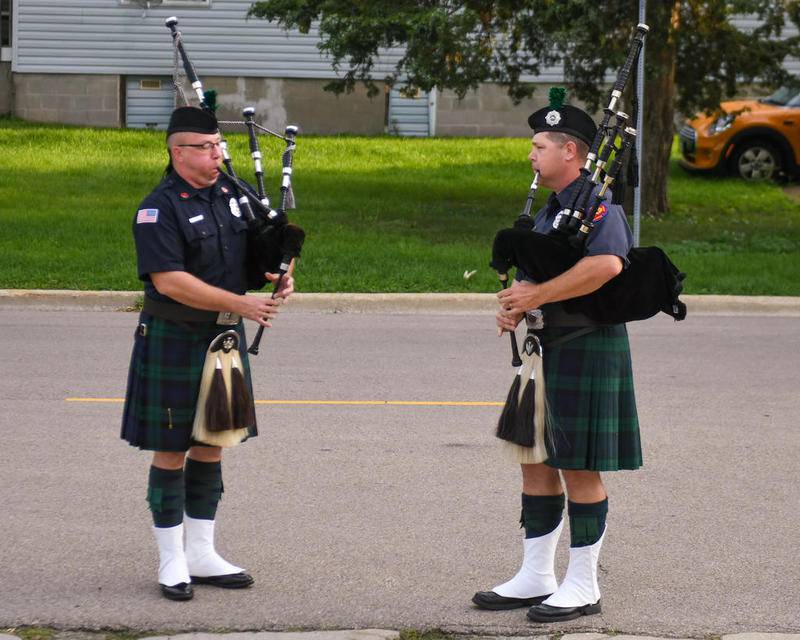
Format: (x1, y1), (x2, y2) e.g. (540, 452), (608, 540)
(528, 87), (597, 146)
(167, 106), (218, 136)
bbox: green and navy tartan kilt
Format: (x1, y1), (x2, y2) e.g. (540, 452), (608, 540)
(121, 313), (258, 452)
(538, 324), (641, 471)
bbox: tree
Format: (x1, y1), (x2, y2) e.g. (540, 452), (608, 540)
(248, 0), (800, 216)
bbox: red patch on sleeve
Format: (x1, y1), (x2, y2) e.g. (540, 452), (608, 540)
(592, 204), (608, 222)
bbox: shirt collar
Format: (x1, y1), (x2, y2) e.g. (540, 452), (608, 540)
(553, 175), (584, 209)
(170, 173), (215, 202)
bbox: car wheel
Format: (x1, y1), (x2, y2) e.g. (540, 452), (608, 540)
(731, 141), (782, 181)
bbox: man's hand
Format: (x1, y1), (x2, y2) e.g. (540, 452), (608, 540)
(266, 272), (294, 300)
(497, 280), (544, 316)
(236, 295), (283, 328)
(496, 308), (524, 337)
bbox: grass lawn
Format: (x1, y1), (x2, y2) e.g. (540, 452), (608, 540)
(1, 117), (798, 295)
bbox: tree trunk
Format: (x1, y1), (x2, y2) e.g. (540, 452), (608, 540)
(640, 1), (679, 218)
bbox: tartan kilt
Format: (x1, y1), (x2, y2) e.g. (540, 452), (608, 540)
(120, 313), (258, 451)
(538, 324), (642, 471)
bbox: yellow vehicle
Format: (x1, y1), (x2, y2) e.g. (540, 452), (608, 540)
(678, 86), (800, 180)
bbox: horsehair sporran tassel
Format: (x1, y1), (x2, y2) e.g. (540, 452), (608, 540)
(498, 333), (552, 465)
(205, 356), (232, 432)
(496, 366), (523, 441)
(230, 356), (255, 429)
(512, 334), (544, 448)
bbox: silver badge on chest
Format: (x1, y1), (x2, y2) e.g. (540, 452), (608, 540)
(228, 197), (242, 218)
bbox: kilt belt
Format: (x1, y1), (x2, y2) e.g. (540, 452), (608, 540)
(143, 296), (241, 326)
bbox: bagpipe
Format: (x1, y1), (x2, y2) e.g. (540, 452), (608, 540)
(166, 17), (305, 356)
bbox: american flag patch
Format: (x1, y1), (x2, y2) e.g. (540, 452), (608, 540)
(136, 208), (159, 224)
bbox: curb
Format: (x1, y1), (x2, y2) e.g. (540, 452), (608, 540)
(2, 631), (799, 640)
(1, 289), (799, 315)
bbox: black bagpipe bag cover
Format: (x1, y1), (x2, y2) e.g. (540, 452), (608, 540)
(490, 226), (687, 324)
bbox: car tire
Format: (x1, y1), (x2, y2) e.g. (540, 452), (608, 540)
(730, 140), (783, 181)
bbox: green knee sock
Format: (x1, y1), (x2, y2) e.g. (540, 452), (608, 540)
(184, 458), (223, 520)
(147, 466), (185, 528)
(520, 493), (565, 538)
(568, 498), (608, 547)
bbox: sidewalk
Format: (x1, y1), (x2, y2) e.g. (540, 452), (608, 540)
(1, 289), (800, 315)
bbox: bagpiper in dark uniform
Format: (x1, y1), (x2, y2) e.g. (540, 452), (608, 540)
(472, 101), (641, 622)
(121, 106), (293, 601)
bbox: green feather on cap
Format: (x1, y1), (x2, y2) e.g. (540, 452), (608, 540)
(548, 87), (566, 109)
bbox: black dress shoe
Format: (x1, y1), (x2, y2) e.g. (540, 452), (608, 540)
(190, 572), (254, 589)
(472, 591), (550, 610)
(159, 582), (193, 601)
(527, 600), (601, 622)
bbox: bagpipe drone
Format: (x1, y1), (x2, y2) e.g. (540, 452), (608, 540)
(166, 17), (305, 357)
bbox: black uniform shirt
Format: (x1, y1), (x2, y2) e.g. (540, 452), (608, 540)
(133, 172), (250, 303)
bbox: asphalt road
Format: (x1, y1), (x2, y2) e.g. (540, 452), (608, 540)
(0, 307), (798, 636)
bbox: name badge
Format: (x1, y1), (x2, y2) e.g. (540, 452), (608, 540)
(188, 214), (204, 224)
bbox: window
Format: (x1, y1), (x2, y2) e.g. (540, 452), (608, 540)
(0, 0), (11, 48)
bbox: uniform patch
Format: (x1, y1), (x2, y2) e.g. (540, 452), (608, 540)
(221, 186), (229, 194)
(229, 197), (242, 218)
(188, 214), (205, 224)
(180, 192), (190, 200)
(592, 204), (608, 222)
(136, 208), (159, 224)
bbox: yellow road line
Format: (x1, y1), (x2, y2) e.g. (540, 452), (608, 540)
(65, 397), (502, 407)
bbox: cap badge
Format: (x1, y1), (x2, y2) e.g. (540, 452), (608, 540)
(545, 110), (561, 126)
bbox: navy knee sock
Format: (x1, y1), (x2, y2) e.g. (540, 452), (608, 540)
(184, 458), (223, 521)
(147, 466), (184, 528)
(568, 498), (608, 547)
(520, 493), (565, 538)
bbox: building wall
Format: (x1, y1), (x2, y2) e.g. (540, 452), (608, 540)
(205, 76), (386, 135)
(436, 84), (594, 138)
(12, 72), (386, 133)
(13, 74), (120, 127)
(0, 61), (11, 114)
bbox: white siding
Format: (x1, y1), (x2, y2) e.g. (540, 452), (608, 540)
(13, 4), (796, 82)
(730, 15), (800, 76)
(13, 0), (404, 77)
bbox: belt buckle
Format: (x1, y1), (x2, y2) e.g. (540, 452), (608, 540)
(215, 311), (240, 326)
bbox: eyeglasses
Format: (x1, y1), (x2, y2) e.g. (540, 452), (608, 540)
(177, 141), (223, 152)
